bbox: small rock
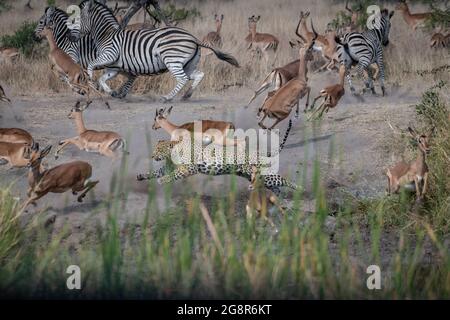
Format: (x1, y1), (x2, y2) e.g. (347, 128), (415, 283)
(324, 216), (337, 236)
(44, 214), (56, 228)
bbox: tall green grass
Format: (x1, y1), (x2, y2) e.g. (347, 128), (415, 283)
(0, 86), (448, 299)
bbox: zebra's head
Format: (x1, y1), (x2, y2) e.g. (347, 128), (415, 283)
(380, 9), (394, 46)
(34, 7), (70, 42)
(34, 7), (56, 41)
(68, 0), (118, 42)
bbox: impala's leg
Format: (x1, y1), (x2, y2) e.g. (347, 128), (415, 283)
(268, 192), (285, 215)
(77, 179), (99, 202)
(309, 94), (323, 112)
(268, 117), (283, 130)
(262, 50), (270, 68)
(376, 50), (386, 96)
(17, 191), (47, 216)
(157, 164), (198, 184)
(247, 71), (276, 107)
(162, 62), (189, 102)
(258, 113), (269, 129)
(327, 60), (338, 72)
(111, 74), (137, 98)
(386, 174), (391, 194)
(98, 69), (118, 94)
(54, 138), (83, 159)
(308, 99), (325, 120)
(414, 176), (421, 200)
(101, 147), (117, 159)
(303, 86), (311, 114)
(318, 105), (328, 118)
(84, 83), (111, 109)
(421, 172), (429, 198)
(315, 59), (332, 73)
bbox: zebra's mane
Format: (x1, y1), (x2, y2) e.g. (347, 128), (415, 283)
(45, 6), (69, 20)
(79, 0), (119, 26)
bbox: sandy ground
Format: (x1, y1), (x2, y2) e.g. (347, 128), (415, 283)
(0, 74), (421, 248)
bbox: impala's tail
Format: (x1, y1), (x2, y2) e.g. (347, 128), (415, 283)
(109, 138), (129, 155)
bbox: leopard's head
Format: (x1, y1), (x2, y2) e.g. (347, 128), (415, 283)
(152, 140), (180, 161)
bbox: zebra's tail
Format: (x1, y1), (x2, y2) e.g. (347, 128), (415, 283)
(335, 36), (353, 61)
(198, 41), (240, 67)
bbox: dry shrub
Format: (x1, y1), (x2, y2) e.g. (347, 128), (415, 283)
(0, 58), (67, 94)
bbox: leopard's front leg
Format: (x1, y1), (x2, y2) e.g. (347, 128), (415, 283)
(137, 167), (166, 181)
(157, 164), (198, 184)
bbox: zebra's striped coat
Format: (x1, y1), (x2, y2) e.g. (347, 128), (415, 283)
(70, 0), (239, 101)
(34, 6), (135, 98)
(337, 9), (394, 96)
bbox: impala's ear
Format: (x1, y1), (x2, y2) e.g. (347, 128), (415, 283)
(74, 100), (82, 110)
(40, 145), (52, 159)
(221, 14), (224, 20)
(32, 142), (40, 152)
(428, 126), (436, 137)
(389, 10), (395, 19)
(407, 126), (417, 137)
(256, 15), (261, 21)
(83, 100), (93, 110)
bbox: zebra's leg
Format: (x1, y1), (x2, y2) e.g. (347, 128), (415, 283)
(376, 51), (386, 96)
(97, 69), (118, 94)
(182, 70), (204, 100)
(112, 75), (137, 98)
(181, 50), (202, 100)
(345, 67), (356, 93)
(356, 62), (374, 95)
(364, 67), (376, 95)
(87, 52), (119, 80)
(162, 62), (189, 102)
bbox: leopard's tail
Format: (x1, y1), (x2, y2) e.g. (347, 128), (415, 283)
(265, 119), (293, 157)
(279, 118), (292, 152)
(283, 178), (299, 190)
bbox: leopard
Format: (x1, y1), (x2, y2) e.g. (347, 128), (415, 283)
(137, 120), (298, 194)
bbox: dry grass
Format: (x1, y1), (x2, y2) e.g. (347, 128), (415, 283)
(0, 0), (448, 96)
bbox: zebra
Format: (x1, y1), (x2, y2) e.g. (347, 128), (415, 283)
(335, 8), (394, 96)
(34, 6), (135, 98)
(68, 0), (239, 102)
